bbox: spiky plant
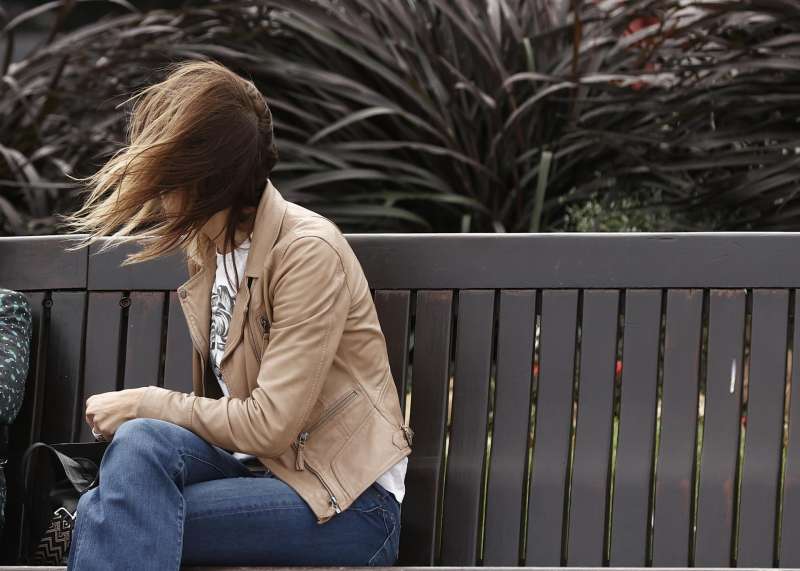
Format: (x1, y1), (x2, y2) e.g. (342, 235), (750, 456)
(1, 0), (798, 234)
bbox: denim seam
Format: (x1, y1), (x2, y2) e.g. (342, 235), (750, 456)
(379, 500), (399, 563)
(346, 502), (384, 514)
(367, 506), (395, 566)
(388, 505), (400, 561)
(170, 449), (185, 480)
(69, 490), (89, 566)
(348, 486), (390, 514)
(186, 503), (314, 522)
(174, 487), (185, 570)
(173, 450), (232, 481)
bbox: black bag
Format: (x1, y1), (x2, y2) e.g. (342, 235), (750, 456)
(18, 441), (108, 565)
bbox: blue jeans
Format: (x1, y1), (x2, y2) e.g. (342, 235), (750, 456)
(66, 417), (401, 570)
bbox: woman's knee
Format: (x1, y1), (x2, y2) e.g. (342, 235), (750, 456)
(105, 418), (183, 463)
(98, 418), (188, 482)
(114, 417), (177, 444)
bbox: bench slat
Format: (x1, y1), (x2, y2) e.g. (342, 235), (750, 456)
(373, 290), (412, 416)
(122, 292), (166, 390)
(695, 290), (746, 566)
(483, 291), (536, 565)
(653, 289), (703, 566)
(163, 291), (194, 394)
(88, 240), (187, 291)
(80, 292), (124, 442)
(568, 290), (620, 565)
(84, 233), (800, 291)
(0, 236), (87, 290)
(353, 234), (800, 289)
(610, 290), (661, 566)
(781, 290), (800, 567)
(525, 290), (578, 566)
(398, 291), (452, 566)
(40, 292), (87, 444)
(440, 290), (494, 565)
(738, 289), (789, 566)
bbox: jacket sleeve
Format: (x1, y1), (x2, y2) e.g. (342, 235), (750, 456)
(135, 236), (351, 458)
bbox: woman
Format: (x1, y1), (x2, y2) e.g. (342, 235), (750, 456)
(59, 59), (413, 570)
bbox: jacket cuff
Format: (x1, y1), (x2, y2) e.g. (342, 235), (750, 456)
(136, 385), (195, 430)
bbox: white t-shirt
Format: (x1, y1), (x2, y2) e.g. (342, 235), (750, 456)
(209, 234), (408, 503)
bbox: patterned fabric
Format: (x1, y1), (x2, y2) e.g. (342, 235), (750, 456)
(210, 234), (252, 396)
(30, 507), (74, 565)
(0, 288), (32, 540)
(0, 289), (31, 424)
(210, 235), (258, 464)
(20, 441), (105, 566)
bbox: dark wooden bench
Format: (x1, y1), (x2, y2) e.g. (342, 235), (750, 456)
(1, 232), (800, 570)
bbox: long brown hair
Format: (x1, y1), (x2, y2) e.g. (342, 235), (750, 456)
(59, 59), (279, 273)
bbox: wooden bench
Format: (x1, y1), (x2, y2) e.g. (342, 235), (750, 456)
(1, 232), (800, 570)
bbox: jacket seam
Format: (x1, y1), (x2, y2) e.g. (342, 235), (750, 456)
(261, 235), (352, 457)
(338, 354), (373, 408)
(188, 394), (196, 431)
(330, 405), (378, 499)
(373, 369), (398, 426)
(332, 423), (411, 503)
(270, 292), (336, 458)
(278, 233), (353, 300)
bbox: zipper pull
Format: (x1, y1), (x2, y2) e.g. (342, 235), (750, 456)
(330, 494), (341, 514)
(295, 431), (309, 471)
(401, 423), (414, 446)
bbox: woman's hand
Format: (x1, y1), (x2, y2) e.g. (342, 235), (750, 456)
(85, 387), (148, 440)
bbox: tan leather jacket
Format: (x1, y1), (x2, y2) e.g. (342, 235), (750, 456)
(135, 180), (413, 524)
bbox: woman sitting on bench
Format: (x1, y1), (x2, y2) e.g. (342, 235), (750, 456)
(58, 58), (412, 570)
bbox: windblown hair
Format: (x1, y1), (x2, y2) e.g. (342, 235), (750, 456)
(59, 58), (279, 270)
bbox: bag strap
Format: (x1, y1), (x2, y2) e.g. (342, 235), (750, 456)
(17, 443), (99, 564)
(19, 442), (99, 502)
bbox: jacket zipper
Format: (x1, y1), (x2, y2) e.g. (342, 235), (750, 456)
(197, 305), (343, 517)
(244, 278), (270, 361)
(293, 389), (359, 471)
(247, 311), (264, 360)
(305, 461), (342, 514)
(198, 350), (208, 397)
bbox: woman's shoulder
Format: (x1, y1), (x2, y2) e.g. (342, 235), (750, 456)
(276, 202), (351, 261)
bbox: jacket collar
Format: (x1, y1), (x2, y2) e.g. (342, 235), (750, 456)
(177, 179), (288, 362)
(193, 178), (288, 275)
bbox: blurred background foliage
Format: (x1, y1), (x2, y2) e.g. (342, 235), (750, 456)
(0, 0), (798, 235)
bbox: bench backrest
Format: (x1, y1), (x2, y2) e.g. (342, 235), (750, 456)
(2, 233), (800, 568)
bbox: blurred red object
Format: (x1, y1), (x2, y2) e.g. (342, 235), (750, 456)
(590, 0), (661, 90)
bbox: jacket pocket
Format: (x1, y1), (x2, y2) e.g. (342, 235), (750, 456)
(291, 388), (360, 471)
(330, 407), (410, 502)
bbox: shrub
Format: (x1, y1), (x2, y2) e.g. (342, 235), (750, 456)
(1, 1), (799, 234)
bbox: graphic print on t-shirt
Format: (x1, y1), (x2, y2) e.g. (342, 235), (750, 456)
(210, 236), (251, 396)
(210, 280), (235, 386)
